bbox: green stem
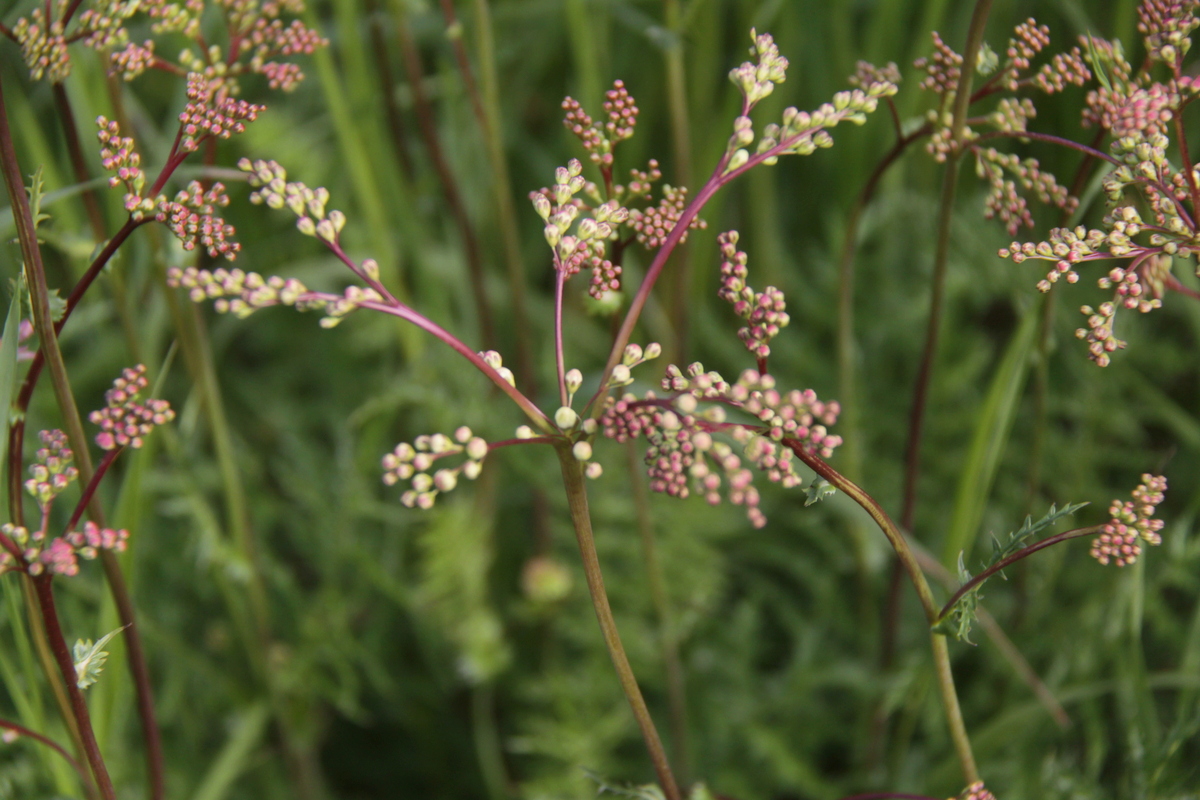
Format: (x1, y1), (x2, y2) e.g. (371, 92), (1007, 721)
(625, 442), (689, 782)
(787, 443), (979, 784)
(555, 447), (682, 800)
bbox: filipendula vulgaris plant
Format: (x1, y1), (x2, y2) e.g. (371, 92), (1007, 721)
(168, 30), (896, 800)
(0, 1), (324, 797)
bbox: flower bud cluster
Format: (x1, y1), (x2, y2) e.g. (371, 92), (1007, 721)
(78, 0), (141, 50)
(600, 391), (766, 527)
(849, 61), (901, 91)
(601, 363), (842, 527)
(532, 159), (629, 277)
(88, 365), (175, 450)
(1138, 0), (1200, 63)
(243, 17), (327, 91)
(623, 160), (662, 198)
(728, 29), (789, 107)
(914, 32), (962, 96)
(664, 366), (842, 454)
(110, 40), (157, 80)
(1091, 473), (1168, 566)
(717, 231), (789, 359)
(975, 148), (1076, 236)
(628, 185), (704, 249)
(0, 521), (128, 578)
(726, 82), (894, 174)
(168, 265), (310, 316)
(240, 158), (348, 245)
(382, 427), (488, 509)
(561, 80), (639, 167)
(180, 74), (266, 152)
(13, 8), (70, 83)
(998, 18), (1051, 90)
(24, 430), (78, 507)
(158, 181), (240, 259)
(604, 342), (663, 391)
(97, 116), (146, 206)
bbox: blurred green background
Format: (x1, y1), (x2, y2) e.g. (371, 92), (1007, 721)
(2, 0), (1200, 798)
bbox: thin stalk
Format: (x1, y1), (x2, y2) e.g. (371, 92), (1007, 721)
(466, 0), (536, 392)
(786, 442), (979, 785)
(554, 270), (568, 406)
(625, 442), (689, 782)
(0, 717), (89, 783)
(470, 683), (510, 800)
(31, 575), (116, 800)
(394, 12), (495, 345)
(885, 2), (994, 757)
(555, 447), (681, 800)
(19, 577), (96, 800)
(900, 0), (994, 530)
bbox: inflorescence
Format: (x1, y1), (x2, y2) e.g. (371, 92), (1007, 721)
(1091, 473), (1168, 566)
(994, 4), (1200, 365)
(383, 427), (489, 510)
(89, 365), (175, 450)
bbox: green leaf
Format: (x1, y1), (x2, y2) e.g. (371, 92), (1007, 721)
(73, 627), (127, 690)
(804, 478), (836, 506)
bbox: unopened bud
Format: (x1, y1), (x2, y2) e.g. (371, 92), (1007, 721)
(572, 441), (593, 461)
(555, 406), (579, 430)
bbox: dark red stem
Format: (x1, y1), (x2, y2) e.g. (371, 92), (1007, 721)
(934, 526), (1103, 624)
(63, 448), (122, 536)
(0, 716), (89, 783)
(32, 574), (116, 799)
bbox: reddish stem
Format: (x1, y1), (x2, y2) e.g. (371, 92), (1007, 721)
(63, 449), (122, 536)
(31, 575), (116, 800)
(934, 526), (1102, 624)
(0, 716), (88, 783)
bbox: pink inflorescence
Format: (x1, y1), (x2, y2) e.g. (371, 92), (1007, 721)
(628, 185), (706, 249)
(914, 31), (962, 95)
(158, 181), (240, 259)
(1137, 0), (1200, 62)
(1091, 474), (1168, 566)
(24, 430), (79, 507)
(601, 364), (841, 528)
(88, 365), (175, 450)
(602, 80), (638, 142)
(13, 10), (71, 83)
(0, 521), (129, 578)
(976, 148), (1076, 236)
(561, 79), (638, 167)
(179, 73), (266, 152)
(717, 231), (789, 359)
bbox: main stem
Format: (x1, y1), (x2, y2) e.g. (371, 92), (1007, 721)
(555, 447), (682, 800)
(789, 444), (979, 784)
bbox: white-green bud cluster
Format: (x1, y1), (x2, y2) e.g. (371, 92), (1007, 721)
(239, 158), (347, 245)
(383, 426), (488, 509)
